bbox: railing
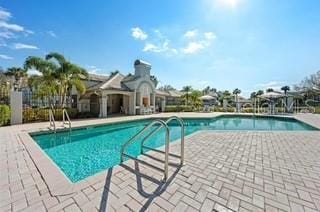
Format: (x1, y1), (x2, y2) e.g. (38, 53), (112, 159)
(141, 116), (185, 165)
(120, 119), (170, 181)
(49, 108), (56, 132)
(62, 109), (72, 130)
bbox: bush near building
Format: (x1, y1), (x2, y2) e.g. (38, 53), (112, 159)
(0, 104), (10, 126)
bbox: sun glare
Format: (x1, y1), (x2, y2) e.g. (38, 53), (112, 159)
(216, 0), (241, 9)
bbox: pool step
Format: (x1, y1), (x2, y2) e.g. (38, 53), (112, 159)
(120, 116), (185, 182)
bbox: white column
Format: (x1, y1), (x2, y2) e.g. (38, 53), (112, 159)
(152, 93), (156, 107)
(100, 94), (108, 118)
(10, 91), (23, 125)
(161, 98), (166, 112)
(133, 90), (136, 115)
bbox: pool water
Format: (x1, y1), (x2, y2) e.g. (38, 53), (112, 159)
(31, 116), (317, 182)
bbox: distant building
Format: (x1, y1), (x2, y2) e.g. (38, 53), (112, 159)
(74, 60), (182, 117)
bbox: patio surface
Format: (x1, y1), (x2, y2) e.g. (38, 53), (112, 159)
(1, 113), (320, 211)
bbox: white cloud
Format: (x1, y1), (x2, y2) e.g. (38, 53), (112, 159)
(47, 30), (57, 38)
(181, 31), (216, 54)
(0, 21), (24, 32)
(0, 54), (13, 60)
(204, 32), (216, 40)
(0, 7), (34, 44)
(86, 65), (103, 74)
(182, 42), (205, 54)
(131, 27), (216, 56)
(184, 30), (198, 38)
(13, 43), (39, 50)
(143, 40), (177, 55)
(0, 8), (11, 20)
(256, 81), (286, 91)
(0, 31), (14, 39)
(131, 27), (148, 40)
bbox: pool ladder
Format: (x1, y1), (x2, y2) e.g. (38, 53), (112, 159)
(48, 107), (72, 132)
(120, 116), (185, 182)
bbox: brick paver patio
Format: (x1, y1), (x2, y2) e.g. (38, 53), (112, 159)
(1, 113), (320, 211)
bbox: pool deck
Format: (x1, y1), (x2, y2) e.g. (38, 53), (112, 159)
(1, 112), (320, 211)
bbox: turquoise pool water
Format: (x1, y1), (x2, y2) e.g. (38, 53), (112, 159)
(31, 116), (317, 182)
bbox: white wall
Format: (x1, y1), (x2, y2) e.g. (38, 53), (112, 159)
(10, 91), (23, 125)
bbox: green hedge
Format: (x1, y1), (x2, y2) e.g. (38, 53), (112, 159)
(0, 105), (10, 126)
(315, 107), (320, 114)
(23, 108), (80, 123)
(213, 107), (235, 112)
(165, 105), (193, 112)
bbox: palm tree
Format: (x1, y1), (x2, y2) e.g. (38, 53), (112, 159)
(202, 86), (211, 95)
(182, 86), (192, 105)
(256, 90), (264, 96)
(24, 52), (88, 108)
(266, 88), (274, 93)
(150, 75), (159, 87)
(190, 90), (202, 109)
(233, 88), (241, 112)
(4, 67), (27, 91)
(281, 85), (290, 112)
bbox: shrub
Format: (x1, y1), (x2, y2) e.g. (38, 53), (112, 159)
(315, 107), (320, 114)
(213, 107), (235, 112)
(164, 105), (193, 112)
(0, 104), (10, 126)
(22, 107), (80, 123)
(241, 108), (254, 113)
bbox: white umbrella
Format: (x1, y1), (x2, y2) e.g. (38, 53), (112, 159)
(199, 95), (216, 100)
(259, 92), (284, 99)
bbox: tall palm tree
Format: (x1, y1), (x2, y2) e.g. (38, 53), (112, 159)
(281, 85), (290, 112)
(182, 85), (192, 105)
(233, 88), (241, 112)
(24, 52), (88, 108)
(266, 88), (274, 93)
(202, 86), (211, 95)
(4, 67), (27, 91)
(256, 90), (264, 96)
(150, 75), (159, 87)
(232, 88), (241, 100)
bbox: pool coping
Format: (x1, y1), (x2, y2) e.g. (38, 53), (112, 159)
(19, 113), (320, 196)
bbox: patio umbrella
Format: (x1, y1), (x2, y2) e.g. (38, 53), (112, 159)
(258, 92), (284, 99)
(199, 95), (216, 100)
(258, 92), (284, 114)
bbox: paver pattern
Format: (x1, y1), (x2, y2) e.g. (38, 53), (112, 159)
(1, 113), (320, 212)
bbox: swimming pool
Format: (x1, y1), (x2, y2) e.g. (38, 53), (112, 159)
(31, 115), (318, 182)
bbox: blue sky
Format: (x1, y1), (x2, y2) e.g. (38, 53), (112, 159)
(1, 0), (320, 96)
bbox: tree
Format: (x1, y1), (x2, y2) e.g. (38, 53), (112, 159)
(281, 85), (290, 112)
(202, 86), (211, 95)
(281, 86), (290, 95)
(24, 52), (88, 108)
(158, 85), (175, 91)
(150, 75), (159, 87)
(233, 88), (241, 112)
(181, 86), (192, 105)
(296, 71), (320, 97)
(250, 92), (257, 100)
(266, 88), (274, 93)
(190, 90), (202, 109)
(256, 90), (264, 96)
(232, 88), (241, 100)
(4, 67), (27, 91)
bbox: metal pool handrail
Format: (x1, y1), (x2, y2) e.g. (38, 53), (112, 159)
(141, 116), (185, 165)
(62, 109), (72, 131)
(49, 106), (56, 132)
(120, 119), (170, 181)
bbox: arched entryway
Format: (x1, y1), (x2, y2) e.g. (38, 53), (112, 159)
(90, 94), (100, 117)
